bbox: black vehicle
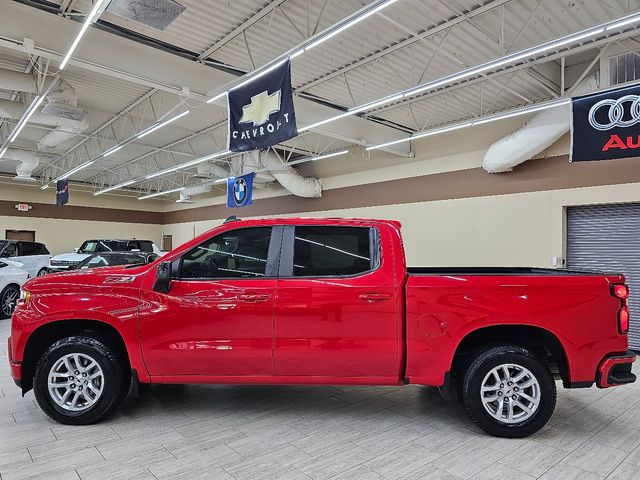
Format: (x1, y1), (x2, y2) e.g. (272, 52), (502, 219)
(75, 252), (159, 270)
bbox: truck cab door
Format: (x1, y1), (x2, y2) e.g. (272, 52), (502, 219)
(139, 226), (282, 377)
(274, 225), (401, 378)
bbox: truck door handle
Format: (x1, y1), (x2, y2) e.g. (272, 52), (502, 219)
(237, 293), (271, 302)
(359, 293), (391, 302)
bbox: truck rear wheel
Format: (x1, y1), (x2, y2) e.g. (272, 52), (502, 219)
(460, 345), (556, 438)
(33, 336), (129, 425)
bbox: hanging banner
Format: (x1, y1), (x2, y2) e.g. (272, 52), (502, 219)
(571, 83), (640, 161)
(56, 179), (69, 206)
(227, 60), (297, 152)
(227, 172), (255, 208)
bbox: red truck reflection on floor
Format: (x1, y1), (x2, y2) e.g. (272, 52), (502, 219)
(8, 217), (636, 437)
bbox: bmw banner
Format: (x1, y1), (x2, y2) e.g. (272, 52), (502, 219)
(571, 83), (640, 161)
(56, 179), (69, 206)
(227, 59), (297, 152)
(227, 172), (255, 208)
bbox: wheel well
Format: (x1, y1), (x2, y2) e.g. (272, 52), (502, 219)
(21, 320), (130, 393)
(1, 283), (21, 292)
(451, 325), (570, 386)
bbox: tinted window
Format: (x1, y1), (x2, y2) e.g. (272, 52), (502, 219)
(79, 240), (128, 253)
(293, 226), (372, 277)
(36, 243), (50, 255)
(0, 242), (17, 258)
(20, 242), (38, 256)
(180, 227), (272, 279)
(80, 254), (147, 269)
(136, 241), (154, 253)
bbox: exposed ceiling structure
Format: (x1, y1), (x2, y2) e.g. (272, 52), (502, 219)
(1, 0), (640, 201)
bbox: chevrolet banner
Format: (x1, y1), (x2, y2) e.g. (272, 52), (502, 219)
(227, 172), (255, 208)
(227, 59), (297, 152)
(571, 83), (640, 161)
(56, 179), (69, 206)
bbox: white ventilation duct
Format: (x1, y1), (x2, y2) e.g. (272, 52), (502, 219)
(0, 71), (88, 150)
(178, 183), (212, 202)
(483, 74), (599, 173)
(0, 148), (39, 181)
(196, 162), (232, 179)
(243, 150), (322, 198)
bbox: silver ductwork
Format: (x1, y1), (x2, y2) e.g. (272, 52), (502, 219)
(0, 70), (88, 179)
(483, 74), (599, 173)
(0, 148), (39, 181)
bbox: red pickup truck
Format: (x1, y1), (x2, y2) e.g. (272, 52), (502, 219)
(8, 217), (636, 437)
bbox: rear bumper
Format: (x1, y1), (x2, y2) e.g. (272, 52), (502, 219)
(596, 351), (636, 388)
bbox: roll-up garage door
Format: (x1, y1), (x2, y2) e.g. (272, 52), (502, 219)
(566, 204), (640, 350)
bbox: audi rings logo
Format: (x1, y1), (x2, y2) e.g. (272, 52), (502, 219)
(588, 95), (640, 131)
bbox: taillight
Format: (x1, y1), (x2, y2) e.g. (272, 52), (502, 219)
(612, 284), (630, 334)
(619, 306), (630, 334)
(613, 284), (629, 299)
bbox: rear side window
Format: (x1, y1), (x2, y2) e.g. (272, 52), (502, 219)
(19, 242), (38, 256)
(36, 243), (50, 255)
(292, 226), (373, 277)
(137, 241), (153, 253)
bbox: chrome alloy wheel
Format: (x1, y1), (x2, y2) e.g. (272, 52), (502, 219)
(480, 363), (541, 424)
(47, 353), (105, 412)
(1, 287), (18, 317)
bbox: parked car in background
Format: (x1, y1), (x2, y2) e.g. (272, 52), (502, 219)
(75, 252), (159, 270)
(0, 259), (29, 319)
(48, 239), (161, 272)
(9, 217), (636, 437)
(0, 240), (51, 277)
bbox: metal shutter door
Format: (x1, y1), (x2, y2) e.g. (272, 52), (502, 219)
(566, 204), (640, 350)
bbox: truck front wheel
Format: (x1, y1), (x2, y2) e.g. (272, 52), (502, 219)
(33, 336), (129, 424)
(461, 345), (556, 438)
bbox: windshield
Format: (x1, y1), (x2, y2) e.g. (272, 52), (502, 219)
(80, 254), (147, 269)
(79, 240), (129, 253)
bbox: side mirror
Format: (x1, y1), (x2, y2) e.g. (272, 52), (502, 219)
(153, 261), (171, 293)
(73, 248), (79, 253)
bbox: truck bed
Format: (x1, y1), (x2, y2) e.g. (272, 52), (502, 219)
(407, 267), (604, 276)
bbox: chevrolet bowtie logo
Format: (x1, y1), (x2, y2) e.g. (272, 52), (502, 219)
(239, 90), (281, 127)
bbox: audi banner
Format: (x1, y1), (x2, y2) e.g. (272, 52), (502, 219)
(571, 83), (640, 161)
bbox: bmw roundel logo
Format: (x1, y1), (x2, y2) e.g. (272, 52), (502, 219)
(233, 177), (248, 205)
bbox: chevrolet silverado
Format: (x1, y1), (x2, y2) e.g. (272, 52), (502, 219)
(8, 217), (636, 437)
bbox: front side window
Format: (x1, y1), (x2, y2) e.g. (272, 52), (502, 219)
(20, 242), (38, 256)
(180, 227), (272, 279)
(0, 242), (17, 258)
(293, 226), (373, 277)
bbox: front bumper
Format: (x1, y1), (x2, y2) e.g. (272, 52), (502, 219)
(7, 336), (21, 386)
(596, 351), (636, 388)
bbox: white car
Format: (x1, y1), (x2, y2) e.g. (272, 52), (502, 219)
(0, 259), (29, 319)
(49, 239), (162, 272)
(0, 240), (51, 278)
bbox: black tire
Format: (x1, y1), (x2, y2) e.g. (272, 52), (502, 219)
(33, 336), (129, 425)
(0, 284), (20, 319)
(460, 345), (556, 438)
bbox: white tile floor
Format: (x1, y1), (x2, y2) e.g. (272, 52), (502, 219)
(1, 318), (639, 480)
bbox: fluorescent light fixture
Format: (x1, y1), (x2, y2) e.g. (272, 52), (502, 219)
(305, 0), (399, 51)
(349, 94), (404, 114)
(0, 146), (7, 159)
(298, 111), (354, 133)
(367, 99), (571, 151)
(59, 0), (110, 69)
(145, 150), (230, 180)
(136, 110), (190, 139)
(55, 160), (95, 182)
(606, 13), (640, 30)
(94, 179), (135, 196)
(231, 58), (289, 91)
(9, 95), (46, 142)
(310, 150), (349, 161)
(138, 187), (185, 200)
(103, 144), (123, 157)
(214, 177), (227, 184)
(40, 183), (49, 190)
(206, 91), (228, 104)
(289, 49), (305, 59)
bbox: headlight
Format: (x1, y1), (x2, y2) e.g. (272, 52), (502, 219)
(18, 289), (31, 305)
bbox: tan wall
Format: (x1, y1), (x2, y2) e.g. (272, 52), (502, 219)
(0, 181), (164, 255)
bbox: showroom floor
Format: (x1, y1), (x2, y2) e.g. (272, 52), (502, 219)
(0, 320), (639, 480)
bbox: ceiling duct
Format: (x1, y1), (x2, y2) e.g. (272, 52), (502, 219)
(0, 148), (39, 181)
(106, 0), (186, 30)
(483, 73), (599, 173)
